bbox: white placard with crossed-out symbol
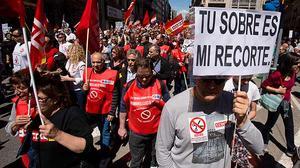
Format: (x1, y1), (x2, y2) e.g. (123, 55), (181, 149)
(189, 116), (208, 143)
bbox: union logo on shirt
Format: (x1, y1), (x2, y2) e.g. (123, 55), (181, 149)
(101, 79), (114, 85)
(152, 94), (161, 100)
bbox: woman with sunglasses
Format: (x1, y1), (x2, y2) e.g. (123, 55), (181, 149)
(156, 76), (264, 167)
(118, 57), (170, 168)
(5, 69), (37, 168)
(27, 73), (95, 168)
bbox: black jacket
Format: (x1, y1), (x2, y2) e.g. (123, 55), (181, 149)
(153, 57), (172, 81)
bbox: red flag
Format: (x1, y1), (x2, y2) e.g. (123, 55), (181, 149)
(124, 0), (137, 25)
(30, 0), (47, 69)
(150, 13), (157, 24)
(165, 14), (184, 36)
(76, 0), (100, 53)
(0, 0), (26, 26)
(142, 10), (150, 27)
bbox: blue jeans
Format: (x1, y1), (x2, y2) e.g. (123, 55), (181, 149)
(70, 90), (86, 111)
(86, 114), (111, 148)
(98, 115), (111, 147)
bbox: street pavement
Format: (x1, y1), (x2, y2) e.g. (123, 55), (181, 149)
(1, 78), (300, 168)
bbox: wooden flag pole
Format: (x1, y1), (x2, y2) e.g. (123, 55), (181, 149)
(22, 27), (45, 125)
(85, 28), (90, 82)
(231, 75), (242, 156)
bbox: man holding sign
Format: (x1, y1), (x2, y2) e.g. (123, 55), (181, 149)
(156, 7), (280, 167)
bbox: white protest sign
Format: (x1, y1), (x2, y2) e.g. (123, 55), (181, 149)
(289, 30), (293, 39)
(193, 7), (281, 76)
(115, 22), (123, 29)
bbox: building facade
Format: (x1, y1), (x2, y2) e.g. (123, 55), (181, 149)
(191, 0), (265, 10)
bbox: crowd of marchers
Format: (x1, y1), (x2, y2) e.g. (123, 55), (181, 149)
(1, 23), (300, 168)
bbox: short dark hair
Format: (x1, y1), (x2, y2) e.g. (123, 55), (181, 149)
(149, 44), (160, 54)
(11, 28), (22, 36)
(35, 73), (72, 108)
(10, 68), (31, 88)
(134, 57), (153, 72)
(278, 53), (298, 76)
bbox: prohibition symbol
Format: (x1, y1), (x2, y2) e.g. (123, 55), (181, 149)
(140, 110), (151, 120)
(190, 117), (206, 134)
(90, 90), (98, 99)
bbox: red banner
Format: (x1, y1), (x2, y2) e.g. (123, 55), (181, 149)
(165, 14), (184, 36)
(76, 0), (100, 54)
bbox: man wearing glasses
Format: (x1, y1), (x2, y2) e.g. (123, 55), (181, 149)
(156, 77), (264, 167)
(11, 28), (31, 73)
(118, 57), (170, 168)
(56, 32), (71, 57)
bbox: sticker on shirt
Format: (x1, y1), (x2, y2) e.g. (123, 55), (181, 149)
(214, 116), (228, 131)
(214, 120), (228, 131)
(189, 116), (208, 143)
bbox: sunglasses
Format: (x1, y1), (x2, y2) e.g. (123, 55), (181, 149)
(38, 96), (49, 103)
(127, 59), (136, 62)
(202, 79), (226, 85)
(12, 34), (21, 37)
(136, 74), (152, 79)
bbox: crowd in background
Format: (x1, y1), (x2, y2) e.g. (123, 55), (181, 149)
(1, 22), (300, 168)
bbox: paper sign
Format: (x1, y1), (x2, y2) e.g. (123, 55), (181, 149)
(193, 7), (281, 76)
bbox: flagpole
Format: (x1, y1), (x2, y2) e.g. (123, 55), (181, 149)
(85, 28), (90, 82)
(22, 27), (45, 125)
(231, 75), (242, 155)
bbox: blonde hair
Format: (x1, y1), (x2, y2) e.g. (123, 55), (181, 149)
(67, 44), (85, 64)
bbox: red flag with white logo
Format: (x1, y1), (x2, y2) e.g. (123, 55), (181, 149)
(76, 0), (100, 53)
(150, 13), (157, 24)
(0, 0), (26, 26)
(30, 0), (47, 69)
(124, 0), (137, 25)
(165, 14), (184, 36)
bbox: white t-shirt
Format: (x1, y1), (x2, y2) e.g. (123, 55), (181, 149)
(223, 78), (261, 104)
(65, 60), (85, 91)
(59, 42), (72, 56)
(66, 33), (76, 42)
(12, 42), (31, 73)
